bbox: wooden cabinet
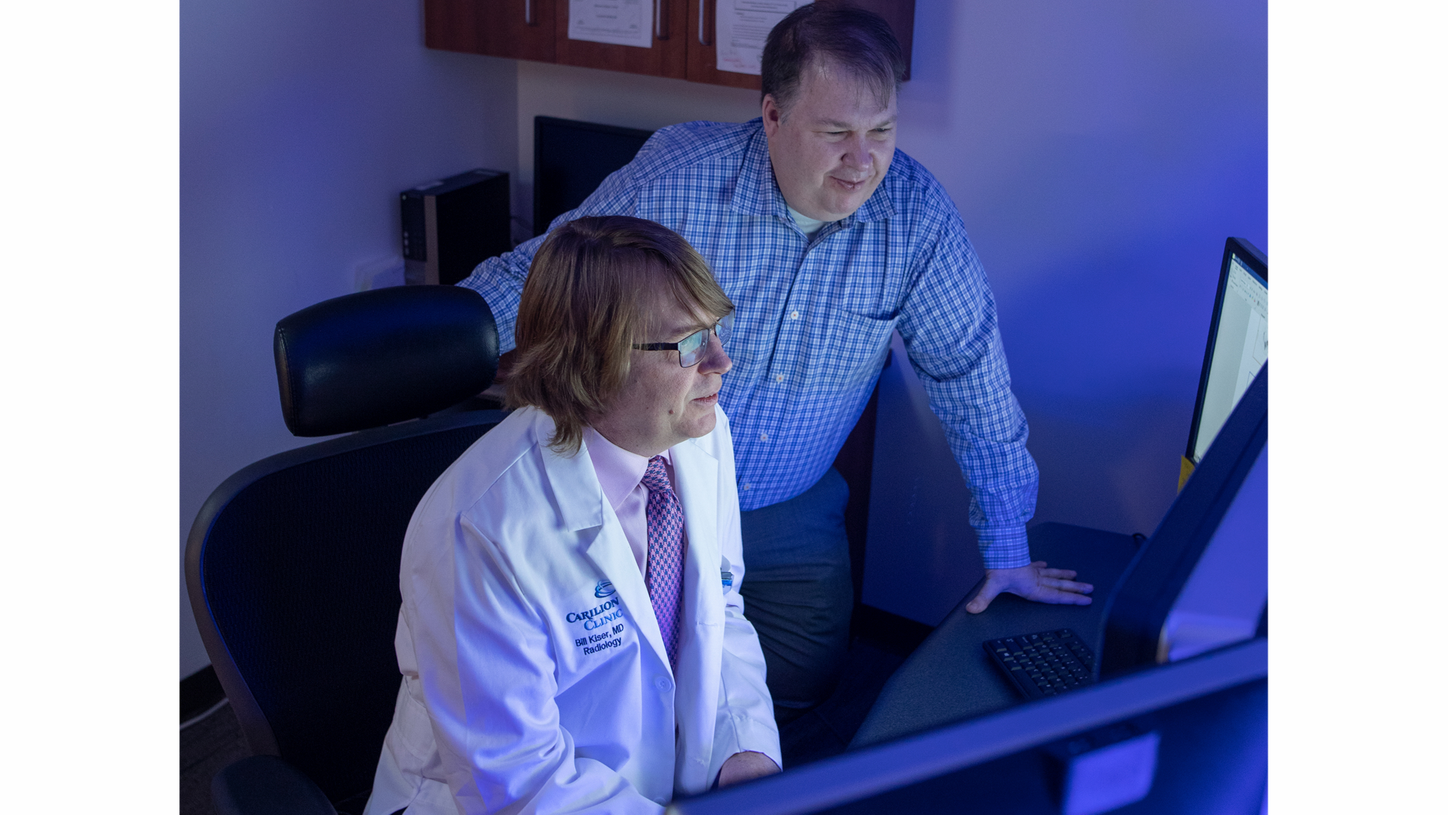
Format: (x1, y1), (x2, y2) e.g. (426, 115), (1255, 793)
(426, 0), (556, 62)
(423, 0), (914, 90)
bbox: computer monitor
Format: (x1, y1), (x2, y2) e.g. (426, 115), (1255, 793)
(671, 639), (1267, 815)
(1098, 362), (1267, 678)
(1182, 237), (1268, 488)
(532, 116), (655, 237)
(671, 368), (1270, 814)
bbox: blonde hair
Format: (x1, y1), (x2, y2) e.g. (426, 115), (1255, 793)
(505, 216), (733, 455)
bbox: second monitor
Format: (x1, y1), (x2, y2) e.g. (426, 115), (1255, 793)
(533, 116), (655, 237)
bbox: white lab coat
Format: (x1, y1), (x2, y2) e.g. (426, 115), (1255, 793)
(363, 406), (780, 815)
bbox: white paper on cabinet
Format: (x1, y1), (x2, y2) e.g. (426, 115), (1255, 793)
(569, 0), (653, 49)
(716, 0), (812, 75)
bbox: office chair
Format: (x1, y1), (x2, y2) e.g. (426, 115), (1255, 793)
(185, 285), (506, 815)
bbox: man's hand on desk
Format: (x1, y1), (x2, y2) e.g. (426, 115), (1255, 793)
(964, 561), (1093, 614)
(716, 751), (781, 789)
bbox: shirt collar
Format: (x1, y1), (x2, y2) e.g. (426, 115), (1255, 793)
(584, 426), (671, 512)
(729, 118), (897, 227)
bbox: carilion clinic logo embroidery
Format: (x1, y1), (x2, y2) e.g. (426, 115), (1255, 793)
(595, 580), (617, 598)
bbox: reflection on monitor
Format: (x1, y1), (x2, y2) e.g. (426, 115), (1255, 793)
(1160, 440), (1267, 662)
(670, 641), (1267, 815)
(1188, 238), (1268, 466)
(1100, 363), (1267, 678)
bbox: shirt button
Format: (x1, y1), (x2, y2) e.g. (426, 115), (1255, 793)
(790, 310), (799, 320)
(774, 374), (784, 383)
(759, 432), (768, 441)
(655, 676), (672, 692)
(742, 482), (751, 491)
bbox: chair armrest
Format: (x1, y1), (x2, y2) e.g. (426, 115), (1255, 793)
(212, 755), (339, 815)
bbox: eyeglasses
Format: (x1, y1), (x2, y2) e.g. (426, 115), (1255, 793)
(633, 312), (733, 368)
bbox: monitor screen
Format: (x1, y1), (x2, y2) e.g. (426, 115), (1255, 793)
(533, 116), (655, 237)
(1189, 239), (1268, 464)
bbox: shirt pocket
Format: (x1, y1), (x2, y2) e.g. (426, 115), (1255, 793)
(813, 306), (899, 387)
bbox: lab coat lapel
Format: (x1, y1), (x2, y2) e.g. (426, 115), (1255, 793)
(669, 435), (725, 787)
(534, 412), (670, 670)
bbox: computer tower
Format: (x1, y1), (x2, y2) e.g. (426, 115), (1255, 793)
(400, 169), (510, 286)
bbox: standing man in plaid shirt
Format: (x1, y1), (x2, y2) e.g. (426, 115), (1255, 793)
(460, 3), (1093, 721)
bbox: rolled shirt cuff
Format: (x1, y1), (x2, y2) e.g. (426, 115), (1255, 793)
(978, 527), (1032, 571)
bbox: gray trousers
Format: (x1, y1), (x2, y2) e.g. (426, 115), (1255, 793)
(738, 468), (853, 717)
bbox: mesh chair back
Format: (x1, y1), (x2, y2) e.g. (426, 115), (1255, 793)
(186, 411), (505, 804)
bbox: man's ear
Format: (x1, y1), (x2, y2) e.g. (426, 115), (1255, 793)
(761, 94), (782, 137)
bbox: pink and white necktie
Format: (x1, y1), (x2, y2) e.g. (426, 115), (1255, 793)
(642, 455), (685, 670)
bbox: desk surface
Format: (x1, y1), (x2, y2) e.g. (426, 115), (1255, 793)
(851, 522), (1141, 747)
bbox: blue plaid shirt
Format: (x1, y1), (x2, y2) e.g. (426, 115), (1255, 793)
(461, 119), (1038, 569)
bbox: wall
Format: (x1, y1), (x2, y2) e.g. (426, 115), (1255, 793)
(940, 1), (1267, 537)
(179, 0), (518, 678)
(859, 0), (1265, 624)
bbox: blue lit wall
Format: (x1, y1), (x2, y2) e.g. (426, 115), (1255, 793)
(867, 0), (1266, 623)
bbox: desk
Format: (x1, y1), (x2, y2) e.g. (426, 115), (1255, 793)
(851, 522), (1141, 747)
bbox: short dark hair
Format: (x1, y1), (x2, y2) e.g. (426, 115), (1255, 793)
(761, 2), (906, 115)
(506, 216), (733, 455)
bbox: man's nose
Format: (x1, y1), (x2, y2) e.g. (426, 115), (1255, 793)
(700, 332), (732, 375)
(841, 134), (872, 170)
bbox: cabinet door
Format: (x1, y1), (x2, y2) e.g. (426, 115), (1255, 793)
(685, 0), (914, 91)
(425, 0), (556, 62)
(554, 0), (688, 79)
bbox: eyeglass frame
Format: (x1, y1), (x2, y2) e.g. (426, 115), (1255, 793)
(632, 312), (734, 368)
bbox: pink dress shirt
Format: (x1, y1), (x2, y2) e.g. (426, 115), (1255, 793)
(583, 427), (682, 574)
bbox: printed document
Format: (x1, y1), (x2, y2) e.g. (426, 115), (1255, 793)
(569, 0), (653, 49)
(716, 0), (811, 75)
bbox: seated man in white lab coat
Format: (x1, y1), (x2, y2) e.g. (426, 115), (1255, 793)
(363, 215), (783, 815)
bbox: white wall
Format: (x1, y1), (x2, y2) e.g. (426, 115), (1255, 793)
(180, 0), (519, 678)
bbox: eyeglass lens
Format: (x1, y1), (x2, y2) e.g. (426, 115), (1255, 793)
(678, 313), (733, 367)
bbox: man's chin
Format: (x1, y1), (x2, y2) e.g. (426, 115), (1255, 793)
(814, 194), (867, 221)
(686, 411), (718, 440)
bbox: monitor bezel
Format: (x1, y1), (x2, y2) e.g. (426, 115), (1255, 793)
(1183, 236), (1268, 465)
(1099, 363), (1267, 678)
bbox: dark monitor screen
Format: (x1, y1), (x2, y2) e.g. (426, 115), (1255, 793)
(532, 116), (655, 237)
(670, 640), (1266, 815)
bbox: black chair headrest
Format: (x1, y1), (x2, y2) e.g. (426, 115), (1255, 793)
(274, 286), (499, 437)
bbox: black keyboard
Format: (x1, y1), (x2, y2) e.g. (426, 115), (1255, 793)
(984, 629), (1096, 699)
